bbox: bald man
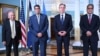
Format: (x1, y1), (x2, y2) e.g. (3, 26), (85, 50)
(2, 11), (21, 56)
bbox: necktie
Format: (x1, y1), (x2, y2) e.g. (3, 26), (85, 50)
(61, 15), (63, 24)
(37, 15), (40, 24)
(11, 21), (16, 39)
(88, 14), (91, 24)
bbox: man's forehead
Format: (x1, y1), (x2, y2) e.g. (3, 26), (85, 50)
(8, 11), (15, 14)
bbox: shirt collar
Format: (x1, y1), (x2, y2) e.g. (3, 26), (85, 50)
(36, 14), (40, 16)
(88, 14), (92, 16)
(87, 14), (92, 18)
(9, 19), (15, 22)
(60, 13), (65, 16)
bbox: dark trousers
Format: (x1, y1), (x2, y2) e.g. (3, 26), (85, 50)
(32, 39), (47, 56)
(6, 39), (19, 56)
(83, 40), (98, 56)
(56, 36), (70, 56)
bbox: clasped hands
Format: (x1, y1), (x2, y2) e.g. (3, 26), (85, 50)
(86, 31), (92, 37)
(58, 31), (67, 37)
(37, 32), (42, 38)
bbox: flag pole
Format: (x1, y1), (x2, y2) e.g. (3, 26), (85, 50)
(20, 0), (28, 55)
(19, 0), (23, 56)
(25, 0), (29, 33)
(25, 0), (29, 49)
(24, 0), (29, 54)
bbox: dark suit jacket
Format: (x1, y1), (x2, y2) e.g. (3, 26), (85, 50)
(2, 19), (21, 45)
(80, 14), (100, 42)
(29, 14), (48, 42)
(54, 13), (73, 37)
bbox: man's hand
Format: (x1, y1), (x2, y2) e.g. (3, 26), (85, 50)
(58, 31), (63, 36)
(86, 31), (92, 37)
(58, 31), (67, 37)
(2, 41), (6, 46)
(61, 31), (67, 36)
(37, 33), (42, 38)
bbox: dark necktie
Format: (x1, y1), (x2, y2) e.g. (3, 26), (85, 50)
(61, 15), (63, 24)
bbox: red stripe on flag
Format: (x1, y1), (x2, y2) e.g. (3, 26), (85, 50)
(20, 20), (27, 48)
(21, 39), (26, 47)
(21, 30), (27, 40)
(21, 24), (26, 33)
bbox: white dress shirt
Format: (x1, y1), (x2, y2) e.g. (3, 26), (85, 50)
(60, 13), (65, 21)
(10, 20), (16, 39)
(36, 15), (40, 24)
(88, 14), (92, 19)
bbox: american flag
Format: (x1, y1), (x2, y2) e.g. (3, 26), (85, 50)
(20, 0), (27, 48)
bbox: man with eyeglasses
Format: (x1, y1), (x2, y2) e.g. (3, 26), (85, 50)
(80, 4), (100, 56)
(29, 5), (48, 56)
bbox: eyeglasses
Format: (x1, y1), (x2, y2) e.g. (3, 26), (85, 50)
(87, 8), (93, 9)
(34, 7), (40, 10)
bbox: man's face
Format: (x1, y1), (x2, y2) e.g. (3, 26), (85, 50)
(8, 12), (15, 20)
(59, 5), (66, 14)
(34, 7), (40, 14)
(87, 6), (93, 14)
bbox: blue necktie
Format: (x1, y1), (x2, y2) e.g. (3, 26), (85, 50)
(61, 15), (63, 24)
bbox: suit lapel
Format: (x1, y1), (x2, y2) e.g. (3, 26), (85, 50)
(58, 14), (62, 24)
(8, 20), (11, 34)
(63, 14), (67, 24)
(90, 14), (94, 25)
(60, 14), (67, 25)
(86, 15), (90, 25)
(33, 15), (39, 30)
(15, 21), (17, 32)
(34, 15), (39, 25)
(86, 14), (94, 25)
(39, 14), (43, 26)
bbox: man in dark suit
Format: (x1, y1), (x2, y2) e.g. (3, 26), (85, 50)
(80, 4), (100, 56)
(2, 11), (21, 56)
(29, 5), (48, 56)
(54, 3), (73, 56)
